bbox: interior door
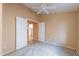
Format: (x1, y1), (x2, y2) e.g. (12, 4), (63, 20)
(16, 16), (27, 50)
(38, 22), (45, 42)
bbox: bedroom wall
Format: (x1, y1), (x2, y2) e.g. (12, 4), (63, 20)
(38, 12), (77, 49)
(0, 3), (2, 55)
(77, 8), (79, 54)
(2, 3), (39, 55)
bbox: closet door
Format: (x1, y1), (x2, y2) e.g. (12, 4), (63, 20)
(38, 22), (45, 42)
(16, 16), (27, 50)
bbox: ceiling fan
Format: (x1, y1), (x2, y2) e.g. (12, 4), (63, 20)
(36, 4), (56, 14)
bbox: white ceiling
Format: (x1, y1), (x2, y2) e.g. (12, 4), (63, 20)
(22, 3), (79, 14)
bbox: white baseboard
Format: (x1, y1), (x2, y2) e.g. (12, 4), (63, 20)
(50, 42), (76, 50)
(39, 41), (76, 50)
(2, 46), (27, 56)
(2, 49), (15, 56)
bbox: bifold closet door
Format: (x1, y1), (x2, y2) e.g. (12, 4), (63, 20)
(16, 16), (27, 50)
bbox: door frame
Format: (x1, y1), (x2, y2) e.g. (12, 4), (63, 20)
(27, 20), (38, 45)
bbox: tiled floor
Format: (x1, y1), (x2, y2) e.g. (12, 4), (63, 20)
(4, 42), (78, 56)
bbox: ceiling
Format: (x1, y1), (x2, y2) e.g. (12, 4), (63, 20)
(22, 3), (79, 14)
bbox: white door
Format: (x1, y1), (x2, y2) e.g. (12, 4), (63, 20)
(38, 22), (45, 42)
(16, 16), (27, 50)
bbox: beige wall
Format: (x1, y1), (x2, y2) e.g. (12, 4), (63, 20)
(38, 12), (77, 49)
(77, 9), (79, 54)
(33, 22), (38, 41)
(0, 3), (2, 55)
(2, 3), (38, 54)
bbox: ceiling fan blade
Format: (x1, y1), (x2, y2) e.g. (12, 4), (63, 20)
(37, 4), (50, 14)
(37, 8), (49, 14)
(37, 9), (42, 14)
(42, 8), (49, 14)
(47, 6), (56, 9)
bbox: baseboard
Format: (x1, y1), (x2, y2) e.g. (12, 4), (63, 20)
(60, 45), (76, 50)
(51, 42), (76, 50)
(2, 49), (16, 56)
(39, 41), (76, 50)
(2, 46), (28, 56)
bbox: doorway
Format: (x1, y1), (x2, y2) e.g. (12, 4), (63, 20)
(27, 20), (38, 45)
